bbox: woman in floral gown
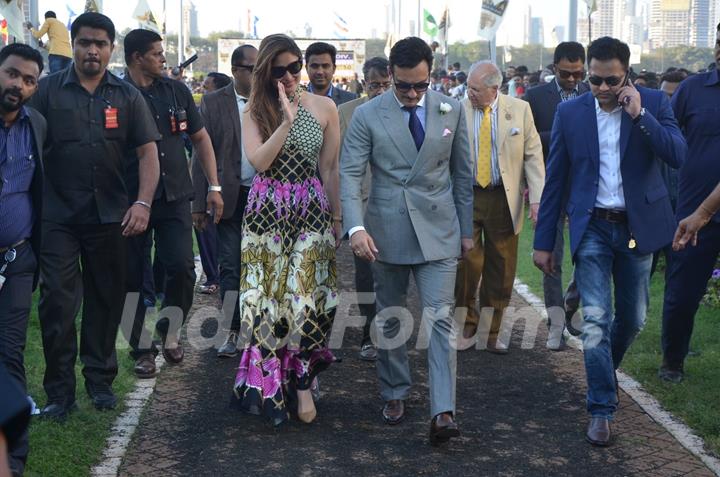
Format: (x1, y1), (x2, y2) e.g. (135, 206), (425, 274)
(232, 34), (341, 425)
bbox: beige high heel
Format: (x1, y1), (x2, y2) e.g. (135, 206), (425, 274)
(297, 389), (317, 423)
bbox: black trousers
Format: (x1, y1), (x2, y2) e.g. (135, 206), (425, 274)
(662, 221), (720, 365)
(39, 222), (127, 402)
(0, 241), (36, 471)
(218, 186), (249, 332)
(125, 198), (195, 359)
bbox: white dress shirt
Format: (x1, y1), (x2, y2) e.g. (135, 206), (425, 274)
(594, 98), (625, 210)
(235, 89), (256, 187)
(349, 93), (427, 238)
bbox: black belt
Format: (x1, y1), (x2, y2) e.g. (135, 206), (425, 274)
(592, 208), (627, 223)
(0, 239), (27, 254)
(474, 182), (504, 192)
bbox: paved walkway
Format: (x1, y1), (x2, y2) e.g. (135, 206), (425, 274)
(118, 247), (714, 477)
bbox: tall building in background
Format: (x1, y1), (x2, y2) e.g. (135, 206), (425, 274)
(648, 0), (719, 48)
(529, 17), (544, 44)
(690, 0), (714, 47)
(182, 1), (197, 41)
(596, 0), (626, 38)
(188, 1), (199, 38)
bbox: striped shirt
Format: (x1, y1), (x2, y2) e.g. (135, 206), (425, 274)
(472, 94), (501, 186)
(0, 107), (35, 247)
(555, 78), (580, 103)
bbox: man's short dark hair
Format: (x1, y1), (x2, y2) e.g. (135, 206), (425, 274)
(455, 71), (467, 83)
(587, 36), (631, 69)
(44, 11), (56, 19)
(123, 29), (162, 65)
(453, 61), (461, 70)
(389, 37), (433, 72)
(661, 70), (687, 84)
(553, 41), (585, 65)
(305, 42), (337, 65)
(516, 65), (528, 75)
(0, 43), (44, 75)
(207, 72), (232, 89)
(362, 56), (389, 79)
(71, 12), (115, 44)
(231, 44), (256, 67)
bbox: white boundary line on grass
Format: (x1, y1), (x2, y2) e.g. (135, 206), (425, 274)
(513, 278), (720, 477)
(90, 260), (204, 477)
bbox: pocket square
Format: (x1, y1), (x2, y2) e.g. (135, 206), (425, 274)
(442, 128), (452, 137)
(510, 127), (521, 136)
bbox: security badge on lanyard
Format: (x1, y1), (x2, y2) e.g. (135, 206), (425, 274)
(0, 248), (17, 291)
(104, 103), (119, 129)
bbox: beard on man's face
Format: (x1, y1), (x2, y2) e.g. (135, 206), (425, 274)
(0, 86), (25, 112)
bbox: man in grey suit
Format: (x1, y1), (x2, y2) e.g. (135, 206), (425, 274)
(305, 41), (358, 106)
(338, 56), (392, 362)
(191, 44), (258, 357)
(341, 37), (473, 445)
(523, 41), (589, 348)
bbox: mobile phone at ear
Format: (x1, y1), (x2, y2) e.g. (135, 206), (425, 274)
(618, 75), (631, 107)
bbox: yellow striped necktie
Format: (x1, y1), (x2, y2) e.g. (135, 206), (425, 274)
(476, 106), (492, 187)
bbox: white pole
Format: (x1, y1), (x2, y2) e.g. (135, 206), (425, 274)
(178, 0), (184, 63)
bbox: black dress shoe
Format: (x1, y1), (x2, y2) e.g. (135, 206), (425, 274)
(86, 383), (117, 411)
(39, 401), (78, 421)
(586, 417), (611, 446)
(162, 340), (185, 364)
(134, 353), (158, 378)
(382, 399), (405, 425)
(429, 412), (460, 445)
(658, 360), (684, 384)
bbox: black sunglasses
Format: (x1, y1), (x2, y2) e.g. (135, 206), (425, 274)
(588, 74), (624, 87)
(394, 80), (430, 92)
(233, 64), (254, 72)
(271, 60), (302, 79)
(557, 69), (585, 80)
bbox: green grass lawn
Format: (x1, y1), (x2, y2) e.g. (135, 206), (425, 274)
(516, 224), (720, 456)
(23, 293), (137, 477)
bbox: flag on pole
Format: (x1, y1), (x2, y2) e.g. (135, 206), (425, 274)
(437, 6), (450, 54)
(423, 9), (438, 37)
(584, 0), (597, 13)
(133, 0), (160, 33)
(384, 32), (396, 58)
(252, 16), (259, 38)
(85, 0), (100, 13)
(333, 11), (349, 39)
(478, 0), (510, 41)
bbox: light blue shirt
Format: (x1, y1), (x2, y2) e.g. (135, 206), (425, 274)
(392, 92), (427, 134)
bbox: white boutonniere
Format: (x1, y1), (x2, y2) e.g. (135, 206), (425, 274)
(510, 127), (521, 136)
(439, 102), (452, 114)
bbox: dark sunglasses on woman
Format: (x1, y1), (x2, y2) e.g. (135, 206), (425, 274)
(271, 60), (303, 79)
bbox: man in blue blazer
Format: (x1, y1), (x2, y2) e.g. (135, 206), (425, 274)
(533, 37), (686, 447)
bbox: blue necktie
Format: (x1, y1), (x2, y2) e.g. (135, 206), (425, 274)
(403, 106), (425, 151)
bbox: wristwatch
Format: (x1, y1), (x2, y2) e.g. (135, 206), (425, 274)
(208, 185), (222, 193)
(633, 107), (646, 125)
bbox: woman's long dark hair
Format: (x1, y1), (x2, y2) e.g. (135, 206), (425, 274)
(248, 34), (302, 142)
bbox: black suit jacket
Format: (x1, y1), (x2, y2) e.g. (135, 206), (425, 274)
(524, 80), (590, 161)
(331, 86), (358, 106)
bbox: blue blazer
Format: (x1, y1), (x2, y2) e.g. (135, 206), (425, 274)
(534, 88), (686, 256)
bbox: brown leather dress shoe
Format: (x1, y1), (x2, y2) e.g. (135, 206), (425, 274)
(586, 417), (611, 446)
(429, 412), (460, 445)
(134, 354), (157, 378)
(162, 341), (184, 364)
(382, 399), (405, 425)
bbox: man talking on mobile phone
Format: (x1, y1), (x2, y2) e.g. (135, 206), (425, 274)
(532, 37), (686, 447)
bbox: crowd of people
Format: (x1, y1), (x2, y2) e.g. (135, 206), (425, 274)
(0, 9), (719, 476)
